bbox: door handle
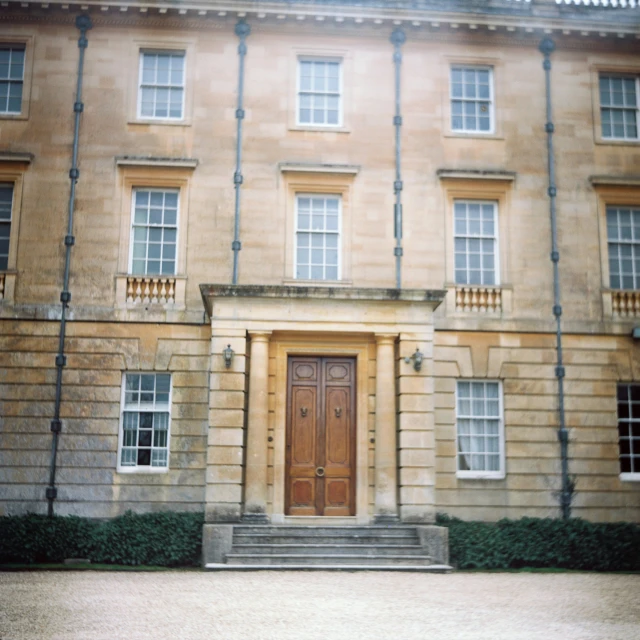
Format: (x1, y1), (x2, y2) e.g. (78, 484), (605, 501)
(301, 407), (308, 417)
(315, 467), (325, 477)
(335, 407), (342, 418)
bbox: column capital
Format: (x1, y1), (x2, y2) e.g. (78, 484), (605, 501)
(375, 333), (397, 346)
(248, 330), (272, 342)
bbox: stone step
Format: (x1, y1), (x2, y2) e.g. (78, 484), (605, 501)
(205, 563), (453, 573)
(231, 543), (426, 556)
(233, 533), (420, 545)
(233, 526), (418, 537)
(225, 553), (434, 566)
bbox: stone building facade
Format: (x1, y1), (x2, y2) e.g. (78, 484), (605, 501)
(1, 0), (640, 527)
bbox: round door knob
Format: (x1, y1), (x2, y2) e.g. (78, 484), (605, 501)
(315, 467), (325, 477)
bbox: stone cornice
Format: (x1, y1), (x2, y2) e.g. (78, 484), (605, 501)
(200, 284), (447, 316)
(1, 0), (638, 40)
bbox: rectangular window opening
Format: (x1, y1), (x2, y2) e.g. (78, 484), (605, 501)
(616, 383), (640, 478)
(599, 75), (639, 141)
(454, 200), (499, 286)
(138, 50), (186, 120)
(606, 205), (640, 290)
(295, 194), (341, 281)
(456, 380), (504, 478)
(0, 45), (25, 115)
(297, 58), (342, 127)
(450, 65), (494, 134)
(120, 373), (171, 471)
(0, 183), (14, 271)
(130, 188), (179, 276)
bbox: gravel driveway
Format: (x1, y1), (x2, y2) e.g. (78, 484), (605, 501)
(1, 570), (638, 640)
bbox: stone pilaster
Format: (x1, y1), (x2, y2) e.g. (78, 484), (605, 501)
(243, 330), (272, 522)
(374, 333), (399, 523)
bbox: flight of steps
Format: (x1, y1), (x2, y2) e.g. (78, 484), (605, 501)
(205, 525), (452, 571)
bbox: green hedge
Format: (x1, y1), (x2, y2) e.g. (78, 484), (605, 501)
(0, 511), (204, 566)
(436, 514), (640, 571)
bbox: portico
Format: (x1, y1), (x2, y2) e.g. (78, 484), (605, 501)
(201, 285), (445, 526)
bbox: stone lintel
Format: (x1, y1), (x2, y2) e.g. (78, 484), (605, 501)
(589, 175), (640, 187)
(0, 152), (34, 164)
(437, 169), (516, 181)
(115, 156), (199, 169)
(279, 162), (360, 175)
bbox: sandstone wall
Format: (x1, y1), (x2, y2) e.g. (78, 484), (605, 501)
(0, 320), (209, 517)
(434, 331), (640, 522)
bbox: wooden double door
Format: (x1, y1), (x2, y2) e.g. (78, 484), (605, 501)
(285, 356), (356, 516)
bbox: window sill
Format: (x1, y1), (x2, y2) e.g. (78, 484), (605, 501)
(457, 471), (505, 480)
(444, 131), (504, 141)
(128, 118), (191, 127)
(619, 473), (640, 482)
(594, 137), (640, 147)
(289, 125), (350, 134)
(117, 466), (169, 474)
(283, 278), (352, 287)
(0, 112), (28, 121)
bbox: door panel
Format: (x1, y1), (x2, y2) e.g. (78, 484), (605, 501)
(286, 356), (356, 516)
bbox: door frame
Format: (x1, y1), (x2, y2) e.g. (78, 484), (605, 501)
(271, 335), (371, 524)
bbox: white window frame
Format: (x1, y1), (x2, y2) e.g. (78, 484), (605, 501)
(117, 372), (172, 473)
(137, 50), (186, 121)
(616, 383), (640, 481)
(606, 205), (640, 290)
(0, 183), (13, 271)
(455, 380), (505, 480)
(296, 57), (343, 128)
(128, 187), (180, 277)
(450, 65), (494, 135)
(599, 74), (639, 142)
(294, 193), (342, 281)
(0, 44), (25, 115)
(453, 200), (500, 286)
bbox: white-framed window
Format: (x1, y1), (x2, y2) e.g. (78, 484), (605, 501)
(0, 45), (25, 115)
(456, 380), (504, 479)
(138, 50), (186, 120)
(599, 75), (639, 141)
(119, 373), (171, 471)
(450, 66), (494, 134)
(295, 194), (341, 281)
(130, 188), (178, 276)
(0, 183), (13, 270)
(617, 384), (640, 480)
(454, 200), (499, 286)
(607, 205), (640, 290)
(297, 58), (342, 127)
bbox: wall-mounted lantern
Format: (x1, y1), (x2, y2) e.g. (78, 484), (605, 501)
(223, 344), (235, 369)
(404, 347), (424, 372)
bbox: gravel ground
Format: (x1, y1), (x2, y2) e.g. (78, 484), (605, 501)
(0, 571), (638, 640)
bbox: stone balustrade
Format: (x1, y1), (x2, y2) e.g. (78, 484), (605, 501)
(610, 290), (640, 318)
(455, 286), (502, 313)
(126, 276), (176, 305)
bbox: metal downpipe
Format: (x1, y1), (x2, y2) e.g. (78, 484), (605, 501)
(47, 14), (92, 517)
(391, 28), (406, 290)
(539, 37), (572, 520)
(231, 20), (250, 285)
